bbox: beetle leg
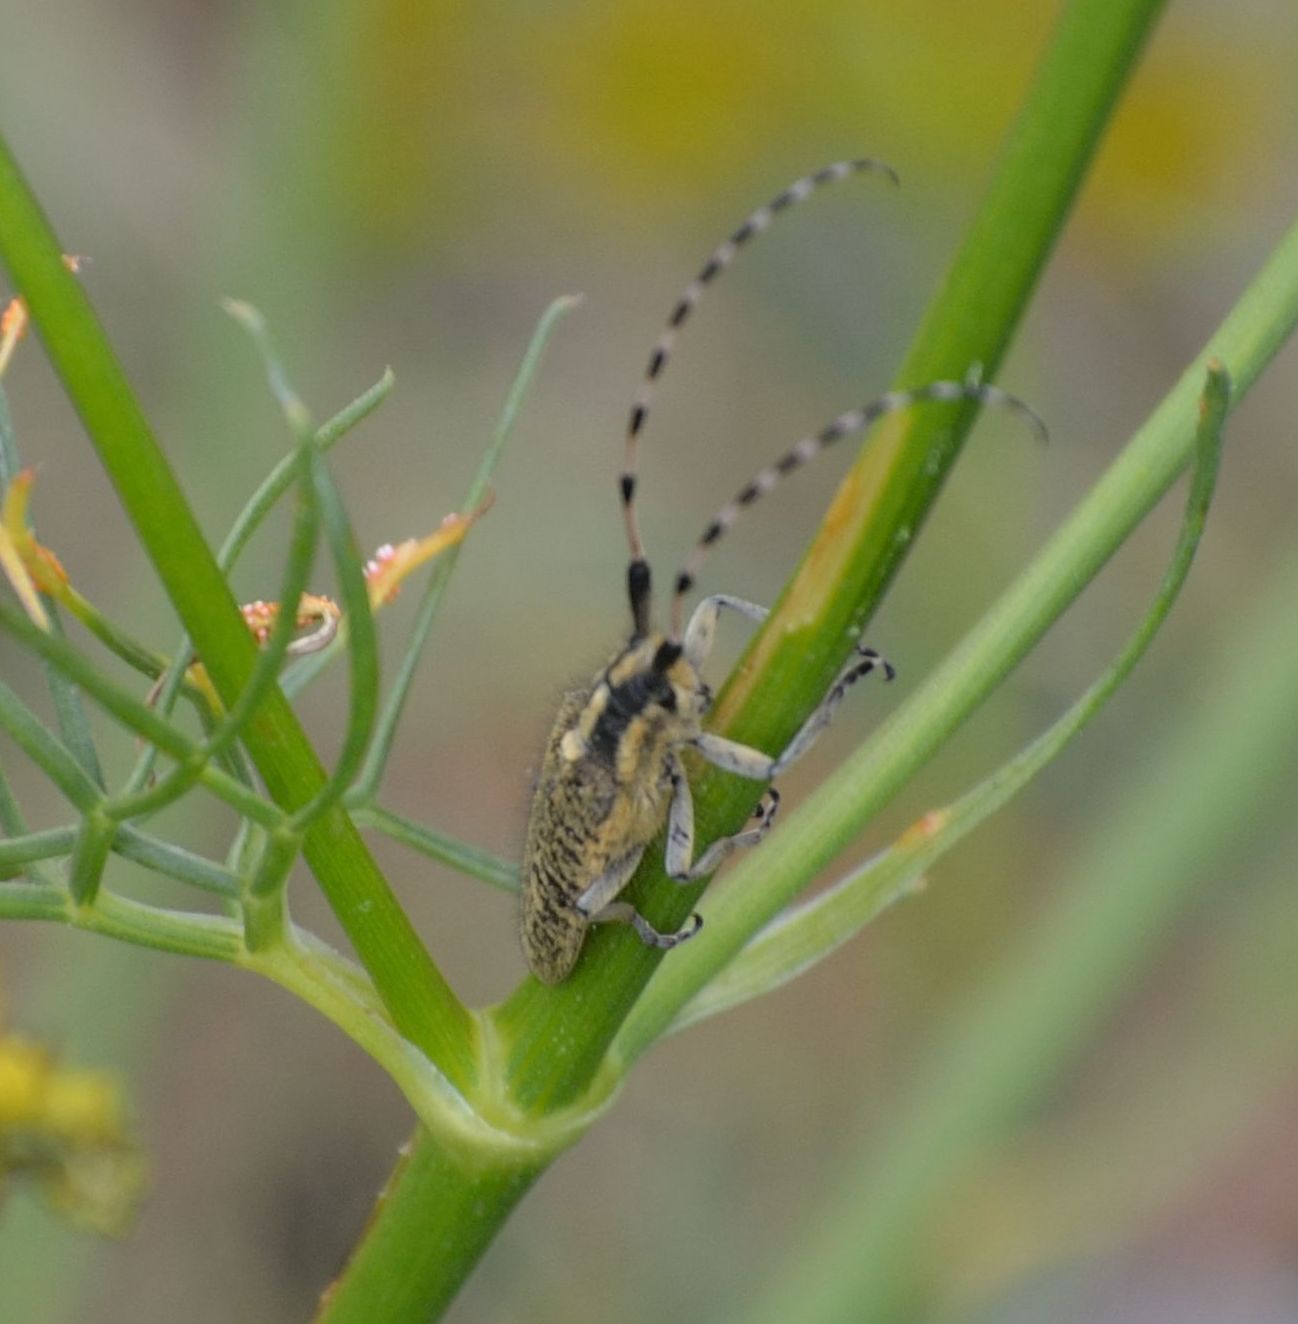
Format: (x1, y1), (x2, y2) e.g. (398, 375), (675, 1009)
(682, 593), (769, 669)
(663, 753), (779, 881)
(692, 642), (894, 780)
(589, 902), (702, 950)
(575, 851), (644, 919)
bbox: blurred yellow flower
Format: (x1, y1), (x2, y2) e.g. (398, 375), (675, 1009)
(0, 990), (145, 1236)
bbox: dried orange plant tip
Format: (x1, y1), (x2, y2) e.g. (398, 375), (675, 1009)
(0, 471), (51, 628)
(0, 298), (27, 377)
(0, 296), (26, 340)
(362, 501), (488, 607)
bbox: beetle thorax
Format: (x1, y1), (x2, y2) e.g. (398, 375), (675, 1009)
(560, 633), (707, 786)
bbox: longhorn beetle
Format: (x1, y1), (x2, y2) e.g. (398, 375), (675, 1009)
(520, 159), (1046, 984)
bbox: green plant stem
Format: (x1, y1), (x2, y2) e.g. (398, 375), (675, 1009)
(614, 220), (1298, 1059)
(658, 365), (1226, 1040)
(0, 824), (76, 872)
(40, 607), (105, 787)
(286, 450), (378, 830)
(494, 0), (1170, 1119)
(243, 827), (300, 951)
(312, 1136), (543, 1324)
(130, 369), (392, 793)
(0, 750), (57, 886)
(112, 827), (240, 896)
(718, 0), (1168, 733)
(0, 133), (474, 1086)
(0, 673), (103, 812)
(347, 801), (519, 892)
(745, 489), (1298, 1324)
(0, 824), (239, 898)
(66, 809), (114, 905)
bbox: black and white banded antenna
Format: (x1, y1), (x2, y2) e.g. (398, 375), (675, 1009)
(668, 379), (1049, 639)
(618, 158), (901, 637)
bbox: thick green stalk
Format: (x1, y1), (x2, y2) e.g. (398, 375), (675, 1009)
(494, 0), (1168, 1117)
(615, 218), (1298, 1059)
(656, 366), (1226, 1039)
(0, 133), (474, 1086)
(313, 1135), (544, 1324)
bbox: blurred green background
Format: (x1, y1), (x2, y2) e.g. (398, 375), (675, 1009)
(2, 1), (1298, 1320)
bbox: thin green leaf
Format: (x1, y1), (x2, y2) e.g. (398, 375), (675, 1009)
(82, 890), (245, 963)
(663, 364), (1228, 1038)
(747, 436), (1298, 1324)
(348, 800), (520, 892)
(126, 367), (398, 774)
(219, 367), (395, 572)
(0, 752), (59, 884)
(354, 293), (582, 798)
(0, 879), (66, 921)
(127, 366), (392, 835)
(112, 825), (241, 898)
(222, 298), (315, 437)
(287, 450), (379, 829)
(0, 603), (282, 827)
(225, 299), (379, 828)
(41, 606), (106, 786)
(109, 452), (318, 822)
(0, 823), (76, 875)
(0, 674), (103, 811)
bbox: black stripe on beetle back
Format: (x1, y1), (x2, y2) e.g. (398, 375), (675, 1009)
(588, 668), (675, 763)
